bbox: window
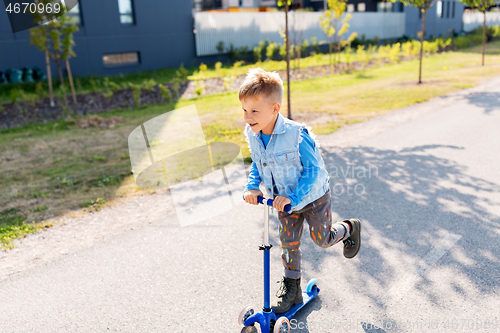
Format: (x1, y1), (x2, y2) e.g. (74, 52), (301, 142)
(436, 0), (443, 18)
(66, 2), (82, 25)
(118, 0), (135, 24)
(103, 52), (140, 67)
(347, 4), (355, 12)
(446, 1), (450, 18)
(377, 1), (393, 12)
(358, 3), (366, 11)
(452, 1), (455, 18)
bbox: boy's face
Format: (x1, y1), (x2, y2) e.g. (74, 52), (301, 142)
(241, 95), (281, 135)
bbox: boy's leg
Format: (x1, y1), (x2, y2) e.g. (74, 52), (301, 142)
(304, 190), (352, 248)
(277, 210), (305, 279)
(272, 210), (305, 314)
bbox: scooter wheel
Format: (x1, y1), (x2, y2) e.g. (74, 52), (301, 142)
(238, 304), (255, 326)
(274, 316), (290, 333)
(306, 278), (318, 293)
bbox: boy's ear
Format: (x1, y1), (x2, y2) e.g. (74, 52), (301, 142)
(273, 103), (281, 113)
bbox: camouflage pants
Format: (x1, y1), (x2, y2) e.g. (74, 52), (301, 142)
(278, 189), (349, 279)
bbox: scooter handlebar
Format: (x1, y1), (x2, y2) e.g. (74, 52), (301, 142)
(257, 196), (292, 213)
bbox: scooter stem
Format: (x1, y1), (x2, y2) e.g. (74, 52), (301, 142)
(263, 204), (271, 311)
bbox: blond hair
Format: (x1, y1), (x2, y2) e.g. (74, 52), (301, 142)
(238, 67), (284, 105)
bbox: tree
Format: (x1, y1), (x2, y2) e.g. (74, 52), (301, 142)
(278, 0), (292, 120)
(319, 0), (356, 73)
(390, 0), (437, 83)
(30, 0), (79, 105)
(459, 0), (496, 65)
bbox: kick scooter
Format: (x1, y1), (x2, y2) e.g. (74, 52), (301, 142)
(238, 197), (320, 333)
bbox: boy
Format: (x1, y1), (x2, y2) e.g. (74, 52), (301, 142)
(241, 68), (361, 314)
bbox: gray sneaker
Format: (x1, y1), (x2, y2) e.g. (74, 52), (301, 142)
(343, 218), (361, 259)
(271, 277), (303, 314)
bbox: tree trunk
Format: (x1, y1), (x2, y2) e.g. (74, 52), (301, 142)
(65, 59), (77, 104)
(482, 10), (486, 66)
(45, 50), (54, 107)
(419, 9), (427, 84)
(329, 37), (333, 73)
(285, 0), (291, 120)
(297, 36), (301, 71)
(337, 36), (342, 73)
(56, 60), (65, 88)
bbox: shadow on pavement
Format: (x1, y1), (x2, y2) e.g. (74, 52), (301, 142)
(464, 91), (500, 114)
(285, 144), (500, 331)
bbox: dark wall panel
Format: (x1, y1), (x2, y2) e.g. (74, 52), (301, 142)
(0, 0), (197, 77)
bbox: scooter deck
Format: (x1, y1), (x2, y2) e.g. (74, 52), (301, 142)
(279, 286), (320, 320)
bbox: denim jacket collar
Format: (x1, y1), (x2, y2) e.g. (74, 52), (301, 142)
(249, 112), (286, 142)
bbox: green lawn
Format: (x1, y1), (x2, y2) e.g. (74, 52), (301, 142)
(1, 40), (500, 250)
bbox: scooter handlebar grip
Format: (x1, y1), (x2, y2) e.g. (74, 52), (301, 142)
(257, 196), (292, 213)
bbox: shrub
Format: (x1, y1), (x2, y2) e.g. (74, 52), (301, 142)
(301, 39), (310, 57)
(223, 75), (235, 91)
(356, 45), (369, 68)
(227, 43), (239, 63)
(238, 45), (249, 61)
(253, 45), (262, 62)
(389, 42), (401, 62)
(142, 79), (157, 92)
(199, 62), (208, 73)
(194, 80), (205, 96)
(10, 88), (22, 103)
(377, 44), (391, 63)
(266, 42), (277, 61)
(424, 40), (438, 54)
(343, 46), (353, 67)
(435, 37), (452, 51)
(411, 40), (421, 57)
(402, 41), (413, 58)
(216, 41), (225, 54)
(232, 60), (244, 74)
(176, 63), (188, 81)
(215, 61), (223, 74)
(260, 39), (270, 61)
(159, 84), (172, 101)
(279, 43), (287, 60)
(171, 81), (180, 97)
(310, 37), (320, 54)
(453, 36), (471, 49)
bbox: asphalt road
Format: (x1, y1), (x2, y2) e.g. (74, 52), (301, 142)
(1, 76), (500, 333)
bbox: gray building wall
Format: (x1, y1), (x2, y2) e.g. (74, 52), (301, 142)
(404, 0), (465, 39)
(0, 0), (200, 77)
(302, 0), (464, 39)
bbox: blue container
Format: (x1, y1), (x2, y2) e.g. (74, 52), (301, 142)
(32, 66), (47, 81)
(22, 67), (35, 83)
(0, 71), (7, 84)
(6, 68), (23, 83)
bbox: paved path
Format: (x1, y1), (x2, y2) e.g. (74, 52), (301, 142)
(1, 77), (500, 332)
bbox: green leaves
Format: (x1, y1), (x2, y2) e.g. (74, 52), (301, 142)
(460, 0), (496, 12)
(29, 2), (79, 61)
(277, 0), (292, 6)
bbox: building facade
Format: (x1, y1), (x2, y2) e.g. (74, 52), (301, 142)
(0, 0), (464, 79)
(301, 0), (464, 38)
(0, 0), (199, 77)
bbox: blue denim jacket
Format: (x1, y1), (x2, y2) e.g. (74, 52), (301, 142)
(244, 113), (330, 212)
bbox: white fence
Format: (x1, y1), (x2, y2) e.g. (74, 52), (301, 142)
(193, 11), (406, 56)
(463, 12), (500, 32)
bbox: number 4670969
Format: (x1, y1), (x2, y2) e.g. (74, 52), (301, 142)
(6, 2), (61, 14)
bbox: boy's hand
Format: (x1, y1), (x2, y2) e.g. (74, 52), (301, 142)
(273, 196), (291, 212)
(244, 189), (264, 205)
